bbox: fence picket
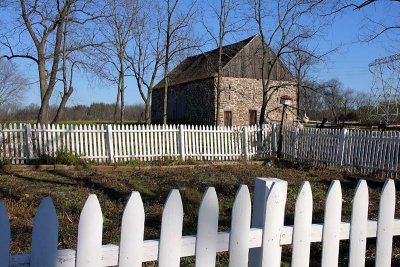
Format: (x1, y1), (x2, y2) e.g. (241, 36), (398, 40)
(121, 124), (127, 161)
(2, 176), (400, 266)
(145, 125), (150, 161)
(321, 180), (342, 267)
(195, 187), (219, 267)
(0, 201), (10, 267)
(119, 192), (145, 267)
(70, 124), (75, 155)
(158, 190), (183, 267)
(2, 123), (400, 175)
(261, 182), (286, 267)
(291, 181), (313, 267)
(375, 179), (396, 267)
(76, 195), (103, 267)
(229, 185), (251, 267)
(30, 197), (58, 267)
(9, 123), (14, 164)
(349, 180), (369, 267)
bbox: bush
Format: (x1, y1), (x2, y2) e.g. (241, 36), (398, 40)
(38, 150), (85, 165)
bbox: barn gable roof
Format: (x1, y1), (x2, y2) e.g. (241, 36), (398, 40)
(154, 35), (293, 89)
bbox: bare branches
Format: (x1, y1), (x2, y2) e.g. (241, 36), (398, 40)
(1, 0), (106, 123)
(247, 0), (328, 125)
(161, 0), (199, 124)
(0, 60), (28, 107)
(322, 0), (400, 43)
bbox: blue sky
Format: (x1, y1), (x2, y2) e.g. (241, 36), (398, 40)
(3, 2), (399, 106)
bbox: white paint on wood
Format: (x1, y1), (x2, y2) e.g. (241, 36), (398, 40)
(76, 195), (103, 267)
(261, 182), (285, 267)
(291, 181), (313, 267)
(195, 187), (219, 267)
(321, 180), (342, 267)
(375, 179), (396, 267)
(229, 185), (251, 267)
(158, 190), (183, 267)
(119, 192), (145, 267)
(349, 180), (369, 267)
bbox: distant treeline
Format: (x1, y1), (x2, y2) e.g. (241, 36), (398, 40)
(0, 103), (145, 123)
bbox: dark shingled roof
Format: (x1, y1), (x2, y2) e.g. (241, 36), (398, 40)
(154, 35), (257, 89)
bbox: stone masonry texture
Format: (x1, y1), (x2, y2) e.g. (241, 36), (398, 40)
(151, 76), (297, 126)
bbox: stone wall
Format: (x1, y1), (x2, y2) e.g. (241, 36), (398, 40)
(217, 77), (297, 126)
(151, 78), (215, 124)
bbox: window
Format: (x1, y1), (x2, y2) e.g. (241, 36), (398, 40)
(249, 110), (257, 125)
(224, 111), (232, 127)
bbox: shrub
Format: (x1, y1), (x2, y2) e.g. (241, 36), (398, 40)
(38, 150), (85, 166)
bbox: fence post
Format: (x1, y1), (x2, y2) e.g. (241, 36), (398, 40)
(24, 124), (32, 161)
(179, 125), (185, 160)
(337, 128), (347, 166)
(249, 177), (288, 267)
(106, 125), (114, 163)
(242, 127), (249, 160)
(271, 123), (277, 156)
(292, 126), (299, 159)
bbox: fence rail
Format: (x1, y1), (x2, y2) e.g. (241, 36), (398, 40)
(282, 127), (400, 176)
(0, 124), (273, 164)
(2, 123), (400, 175)
(2, 177), (399, 266)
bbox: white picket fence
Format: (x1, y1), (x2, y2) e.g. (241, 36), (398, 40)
(282, 127), (400, 176)
(3, 122), (400, 175)
(1, 177), (399, 266)
(0, 123), (273, 164)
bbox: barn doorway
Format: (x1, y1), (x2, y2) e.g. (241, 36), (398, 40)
(249, 110), (257, 125)
(224, 111), (232, 127)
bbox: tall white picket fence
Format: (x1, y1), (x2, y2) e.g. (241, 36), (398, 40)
(1, 177), (399, 266)
(282, 126), (400, 176)
(0, 123), (273, 164)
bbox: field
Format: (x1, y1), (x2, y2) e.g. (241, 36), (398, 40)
(0, 162), (399, 266)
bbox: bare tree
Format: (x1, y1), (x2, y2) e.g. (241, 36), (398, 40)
(0, 0), (103, 124)
(92, 0), (139, 123)
(321, 79), (356, 122)
(203, 0), (244, 126)
(127, 3), (164, 124)
(286, 40), (335, 117)
(52, 7), (78, 123)
(161, 0), (198, 125)
(248, 0), (326, 127)
(0, 60), (27, 107)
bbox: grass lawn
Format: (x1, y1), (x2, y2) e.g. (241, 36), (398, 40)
(0, 163), (399, 266)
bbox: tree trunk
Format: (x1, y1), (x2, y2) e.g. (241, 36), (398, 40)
(216, 41), (223, 126)
(52, 89), (73, 124)
(163, 73), (169, 125)
(296, 82), (301, 117)
(37, 18), (65, 124)
(38, 100), (50, 124)
(37, 50), (49, 124)
(120, 68), (125, 123)
(163, 0), (171, 125)
(114, 87), (121, 123)
(145, 96), (151, 124)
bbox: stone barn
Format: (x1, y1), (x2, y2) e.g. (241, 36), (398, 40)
(151, 35), (297, 126)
